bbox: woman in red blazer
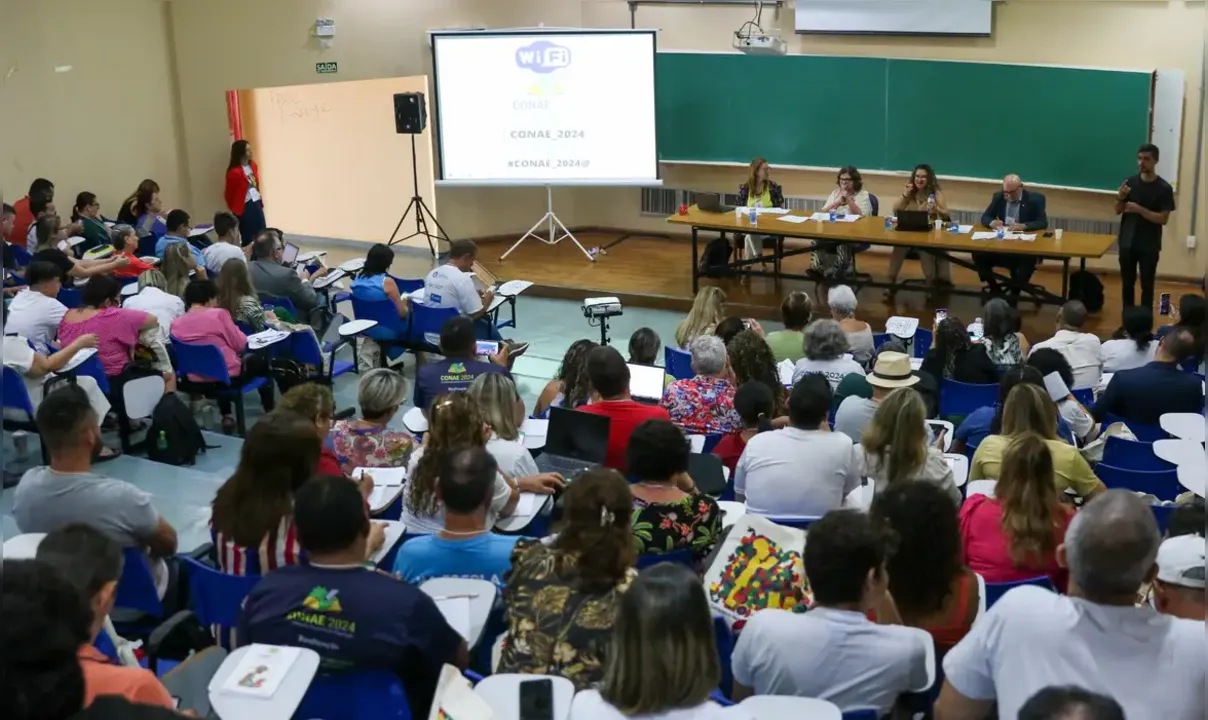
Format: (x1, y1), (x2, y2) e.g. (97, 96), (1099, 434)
(224, 140), (265, 246)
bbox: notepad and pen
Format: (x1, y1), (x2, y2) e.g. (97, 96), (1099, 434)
(353, 467), (407, 510)
(247, 329), (290, 350)
(220, 644), (301, 699)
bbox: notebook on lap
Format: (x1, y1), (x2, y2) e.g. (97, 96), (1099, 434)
(534, 406), (609, 478)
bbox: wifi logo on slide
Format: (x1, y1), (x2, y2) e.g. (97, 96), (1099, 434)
(515, 41), (571, 74)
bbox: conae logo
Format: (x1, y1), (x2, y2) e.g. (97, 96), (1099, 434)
(516, 41), (571, 74)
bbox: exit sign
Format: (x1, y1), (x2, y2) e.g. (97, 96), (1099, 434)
(315, 62), (338, 74)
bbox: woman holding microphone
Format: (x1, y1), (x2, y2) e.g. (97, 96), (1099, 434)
(888, 163), (953, 298)
(224, 140), (265, 245)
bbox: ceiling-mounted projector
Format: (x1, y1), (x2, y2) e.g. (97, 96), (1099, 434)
(733, 31), (787, 55)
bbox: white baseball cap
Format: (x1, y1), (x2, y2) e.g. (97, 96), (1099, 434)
(1156, 534), (1206, 589)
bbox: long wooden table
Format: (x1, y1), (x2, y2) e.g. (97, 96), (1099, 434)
(667, 207), (1117, 305)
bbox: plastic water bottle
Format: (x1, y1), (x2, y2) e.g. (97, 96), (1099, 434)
(884, 217), (893, 230)
(828, 209), (837, 222)
(995, 225), (1005, 240)
(156, 431), (168, 452)
(748, 206), (758, 226)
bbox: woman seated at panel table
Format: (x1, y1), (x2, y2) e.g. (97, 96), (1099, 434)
(735, 156), (786, 262)
(887, 163), (953, 297)
(812, 166), (875, 279)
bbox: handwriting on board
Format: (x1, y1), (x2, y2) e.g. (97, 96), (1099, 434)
(270, 89), (333, 126)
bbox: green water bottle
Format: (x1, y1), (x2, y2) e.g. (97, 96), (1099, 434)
(156, 431), (168, 452)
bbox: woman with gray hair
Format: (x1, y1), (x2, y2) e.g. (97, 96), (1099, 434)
(660, 334), (742, 434)
(109, 223), (158, 279)
(122, 268), (185, 340)
(791, 318), (866, 390)
(326, 368), (418, 474)
(828, 284), (875, 367)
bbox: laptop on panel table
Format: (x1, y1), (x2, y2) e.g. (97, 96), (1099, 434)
(895, 210), (932, 232)
(534, 406), (610, 478)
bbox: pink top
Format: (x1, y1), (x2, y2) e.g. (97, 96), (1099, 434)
(58, 307), (149, 377)
(959, 494), (1072, 592)
(170, 308), (248, 378)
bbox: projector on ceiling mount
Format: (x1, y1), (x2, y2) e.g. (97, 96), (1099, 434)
(733, 31), (787, 55)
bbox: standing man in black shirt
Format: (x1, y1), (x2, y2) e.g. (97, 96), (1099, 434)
(1115, 143), (1176, 310)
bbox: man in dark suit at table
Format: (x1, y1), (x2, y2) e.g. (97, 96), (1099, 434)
(248, 230), (327, 328)
(974, 174), (1049, 303)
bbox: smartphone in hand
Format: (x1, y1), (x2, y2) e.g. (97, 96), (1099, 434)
(1159, 293), (1172, 316)
(476, 340), (501, 356)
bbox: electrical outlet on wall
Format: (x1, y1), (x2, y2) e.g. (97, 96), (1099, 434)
(1188, 235), (1197, 249)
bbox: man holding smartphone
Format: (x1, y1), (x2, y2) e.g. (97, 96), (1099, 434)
(1115, 144), (1175, 310)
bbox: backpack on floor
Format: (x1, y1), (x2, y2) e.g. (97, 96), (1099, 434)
(145, 392), (206, 466)
(698, 236), (734, 278)
(1068, 271), (1105, 313)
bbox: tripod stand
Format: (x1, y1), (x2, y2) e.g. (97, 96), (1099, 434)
(387, 133), (450, 257)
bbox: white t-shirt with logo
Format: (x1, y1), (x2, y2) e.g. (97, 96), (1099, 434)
(569, 690), (752, 720)
(943, 585), (1206, 720)
(4, 288), (67, 352)
(791, 356), (866, 390)
(423, 264), (482, 316)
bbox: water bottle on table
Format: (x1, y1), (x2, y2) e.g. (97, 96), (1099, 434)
(749, 201), (759, 226)
(828, 209), (837, 222)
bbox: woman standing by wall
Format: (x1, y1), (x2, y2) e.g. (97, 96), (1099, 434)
(224, 140), (265, 245)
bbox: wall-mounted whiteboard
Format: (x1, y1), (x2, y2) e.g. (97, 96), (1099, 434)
(431, 30), (660, 186)
(796, 0), (993, 36)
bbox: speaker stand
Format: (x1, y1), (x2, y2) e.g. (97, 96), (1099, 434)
(499, 185), (594, 263)
(387, 134), (449, 258)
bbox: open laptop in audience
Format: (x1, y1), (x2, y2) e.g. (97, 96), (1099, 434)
(628, 363), (665, 404)
(281, 241), (300, 266)
(534, 406), (609, 478)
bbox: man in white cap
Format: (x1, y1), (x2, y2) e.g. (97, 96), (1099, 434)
(1152, 534), (1205, 620)
(834, 350), (921, 445)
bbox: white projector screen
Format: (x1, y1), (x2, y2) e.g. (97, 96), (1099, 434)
(796, 0), (992, 36)
(431, 30), (659, 186)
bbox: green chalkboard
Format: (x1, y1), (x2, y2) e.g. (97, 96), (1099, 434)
(655, 52), (1153, 191)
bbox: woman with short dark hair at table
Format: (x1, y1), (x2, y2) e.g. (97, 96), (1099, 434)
(888, 163), (952, 297)
(813, 166), (874, 279)
(736, 156), (785, 263)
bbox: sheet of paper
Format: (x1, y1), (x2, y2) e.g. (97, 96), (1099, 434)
(408, 287), (426, 302)
(434, 596), (472, 642)
(953, 224), (974, 234)
(833, 214), (861, 223)
(971, 232), (1000, 241)
(1043, 371), (1071, 403)
(885, 316), (920, 338)
(497, 279), (534, 296)
(1005, 233), (1037, 241)
(189, 224), (213, 238)
(909, 357), (923, 371)
(777, 358), (795, 386)
(367, 485), (401, 512)
(220, 644), (301, 698)
(352, 466), (406, 487)
(775, 215), (810, 224)
(738, 206), (789, 215)
(807, 212), (831, 222)
(520, 417), (549, 438)
(247, 329), (290, 350)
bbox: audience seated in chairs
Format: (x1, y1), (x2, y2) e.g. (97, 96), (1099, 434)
(1165, 499), (1205, 539)
(675, 285), (726, 349)
(580, 345), (672, 472)
(327, 368), (419, 474)
(828, 285), (875, 367)
(404, 392), (525, 534)
(870, 482), (980, 659)
(13, 385), (178, 597)
(351, 243), (410, 327)
(534, 338), (597, 417)
(58, 275), (173, 386)
(713, 316), (757, 347)
(765, 290), (812, 364)
(201, 211), (245, 276)
(32, 215), (129, 284)
(423, 238), (508, 344)
(5, 177), (53, 247)
(107, 225), (157, 279)
(1151, 534), (1206, 621)
(72, 192), (111, 254)
(937, 490), (1206, 720)
(500, 468), (637, 690)
(961, 433), (1075, 593)
(731, 509), (929, 714)
(835, 350), (926, 446)
(35, 525), (177, 708)
(114, 179), (157, 225)
(727, 329), (787, 416)
(1018, 686), (1125, 720)
(1027, 348), (1097, 444)
(239, 474), (466, 718)
(6, 261), (69, 350)
(920, 316), (998, 386)
(859, 386), (960, 505)
(393, 446), (522, 589)
(214, 256), (272, 331)
(1100, 306), (1158, 374)
(248, 230), (326, 328)
(626, 326), (661, 366)
(1029, 300), (1101, 389)
(210, 411), (324, 575)
(414, 316), (511, 415)
(132, 186), (167, 243)
(712, 380), (777, 475)
(570, 563), (743, 720)
(971, 384), (1103, 497)
(791, 319), (865, 390)
(735, 374), (862, 518)
(953, 366), (1078, 456)
(171, 279), (273, 434)
(159, 241), (203, 298)
(661, 335), (742, 435)
(1160, 293), (1206, 359)
(153, 209), (205, 263)
(470, 373), (562, 492)
(834, 337), (936, 417)
(0, 559), (187, 720)
(627, 419), (722, 567)
(122, 269), (185, 341)
(277, 383), (343, 476)
(980, 298), (1030, 371)
(1092, 327), (1205, 428)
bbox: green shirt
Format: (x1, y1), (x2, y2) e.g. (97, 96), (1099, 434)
(748, 186), (773, 208)
(765, 330), (805, 364)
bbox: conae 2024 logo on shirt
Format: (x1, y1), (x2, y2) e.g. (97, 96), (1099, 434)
(515, 41), (571, 74)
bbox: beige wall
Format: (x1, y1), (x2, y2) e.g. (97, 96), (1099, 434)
(0, 0), (185, 214)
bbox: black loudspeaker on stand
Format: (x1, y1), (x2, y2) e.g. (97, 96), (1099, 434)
(387, 92), (449, 257)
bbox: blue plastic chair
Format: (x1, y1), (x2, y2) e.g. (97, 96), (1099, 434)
(136, 235), (158, 258)
(114, 547), (165, 620)
(1071, 387), (1095, 407)
(984, 576), (1052, 608)
(258, 293), (297, 317)
(940, 380), (998, 417)
(1, 366), (52, 464)
(636, 548), (695, 570)
(1101, 435), (1174, 472)
(170, 338), (271, 437)
(843, 710), (880, 720)
(1102, 412), (1168, 443)
(912, 328), (933, 359)
(181, 557), (259, 629)
(289, 329), (355, 381)
(57, 286), (82, 308)
(1151, 504), (1175, 534)
(872, 333), (892, 352)
(294, 670), (412, 720)
(391, 276), (425, 295)
(665, 346), (694, 381)
(713, 615), (734, 697)
(408, 303), (460, 352)
(1096, 464), (1181, 501)
(9, 244), (31, 267)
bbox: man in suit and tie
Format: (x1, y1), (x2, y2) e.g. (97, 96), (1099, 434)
(974, 174), (1049, 303)
(248, 230), (327, 328)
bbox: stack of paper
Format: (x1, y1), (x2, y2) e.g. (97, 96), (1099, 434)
(775, 215), (810, 224)
(738, 206), (789, 215)
(221, 644), (301, 698)
(971, 232), (1000, 241)
(247, 329), (290, 350)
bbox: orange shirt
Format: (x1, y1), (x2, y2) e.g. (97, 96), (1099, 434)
(78, 644), (175, 709)
(112, 252), (157, 278)
(7, 195), (34, 248)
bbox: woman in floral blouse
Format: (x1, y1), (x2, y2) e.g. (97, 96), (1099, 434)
(499, 468), (637, 690)
(627, 419), (722, 567)
(660, 334), (742, 435)
(327, 368), (418, 474)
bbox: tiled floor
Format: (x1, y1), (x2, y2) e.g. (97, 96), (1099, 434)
(0, 269), (750, 550)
